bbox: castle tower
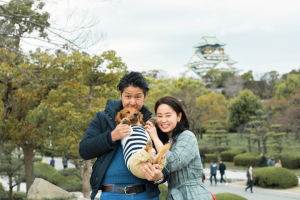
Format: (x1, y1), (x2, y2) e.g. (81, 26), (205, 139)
(180, 36), (242, 80)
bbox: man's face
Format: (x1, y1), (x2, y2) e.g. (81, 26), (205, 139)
(120, 86), (147, 111)
(261, 153), (263, 156)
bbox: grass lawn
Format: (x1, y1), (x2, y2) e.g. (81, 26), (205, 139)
(198, 132), (300, 155)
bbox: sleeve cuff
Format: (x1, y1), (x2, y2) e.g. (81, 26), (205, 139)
(107, 132), (116, 146)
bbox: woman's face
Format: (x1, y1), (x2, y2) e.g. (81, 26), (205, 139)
(156, 104), (181, 137)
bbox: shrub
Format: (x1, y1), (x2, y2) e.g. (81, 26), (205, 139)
(220, 149), (246, 162)
(253, 167), (298, 188)
(34, 162), (57, 181)
(0, 191), (26, 200)
(280, 154), (300, 169)
(48, 169), (82, 192)
(158, 184), (168, 200)
(205, 154), (218, 163)
(215, 193), (247, 200)
(233, 153), (260, 167)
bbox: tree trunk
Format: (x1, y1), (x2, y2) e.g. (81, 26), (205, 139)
(82, 160), (91, 198)
(257, 140), (261, 154)
(9, 176), (13, 200)
(0, 140), (3, 166)
(22, 145), (34, 193)
(285, 131), (288, 139)
(248, 138), (252, 152)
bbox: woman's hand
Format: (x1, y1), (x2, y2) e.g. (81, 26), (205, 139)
(145, 121), (158, 140)
(139, 162), (164, 181)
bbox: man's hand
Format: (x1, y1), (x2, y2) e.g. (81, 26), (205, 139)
(111, 124), (131, 142)
(210, 174), (212, 176)
(139, 162), (164, 181)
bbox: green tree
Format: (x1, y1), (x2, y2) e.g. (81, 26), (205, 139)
(227, 89), (264, 133)
(244, 110), (269, 154)
(205, 120), (228, 161)
(26, 50), (127, 198)
(266, 124), (288, 158)
(0, 142), (24, 200)
(273, 74), (300, 100)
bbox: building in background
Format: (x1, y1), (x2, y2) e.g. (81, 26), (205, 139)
(180, 36), (242, 81)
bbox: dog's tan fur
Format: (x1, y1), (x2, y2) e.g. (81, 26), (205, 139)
(116, 107), (170, 165)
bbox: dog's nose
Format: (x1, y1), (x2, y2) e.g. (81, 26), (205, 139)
(134, 112), (138, 117)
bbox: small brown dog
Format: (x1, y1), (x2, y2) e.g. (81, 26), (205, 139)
(116, 107), (171, 179)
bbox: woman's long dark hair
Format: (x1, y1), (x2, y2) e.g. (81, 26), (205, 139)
(155, 96), (192, 144)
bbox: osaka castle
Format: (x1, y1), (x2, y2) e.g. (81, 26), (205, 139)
(180, 36), (242, 80)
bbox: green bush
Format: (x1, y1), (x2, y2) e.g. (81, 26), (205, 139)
(0, 191), (26, 200)
(280, 154), (300, 169)
(220, 149), (246, 162)
(253, 167), (298, 188)
(48, 169), (82, 192)
(205, 154), (218, 163)
(215, 193), (247, 200)
(158, 184), (168, 200)
(234, 153), (260, 167)
(34, 162), (57, 181)
(42, 196), (75, 200)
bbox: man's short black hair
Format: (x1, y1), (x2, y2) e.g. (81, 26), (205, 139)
(117, 71), (149, 96)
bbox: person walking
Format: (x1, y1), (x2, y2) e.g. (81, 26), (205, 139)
(275, 159), (282, 167)
(200, 151), (206, 169)
(62, 154), (68, 169)
(219, 160), (228, 186)
(260, 153), (266, 167)
(50, 156), (55, 167)
(210, 160), (217, 186)
(245, 166), (253, 193)
(268, 155), (275, 166)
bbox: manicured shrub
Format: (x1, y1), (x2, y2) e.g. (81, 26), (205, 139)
(233, 153), (260, 167)
(158, 184), (168, 200)
(280, 154), (300, 169)
(204, 154), (218, 163)
(48, 169), (82, 192)
(220, 149), (246, 162)
(253, 167), (298, 188)
(34, 162), (57, 181)
(215, 193), (247, 200)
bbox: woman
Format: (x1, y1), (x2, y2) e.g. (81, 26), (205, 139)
(142, 96), (213, 200)
(245, 165), (253, 193)
(200, 151), (206, 168)
(275, 159), (282, 167)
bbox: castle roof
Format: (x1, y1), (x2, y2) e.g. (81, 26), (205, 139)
(193, 36), (226, 48)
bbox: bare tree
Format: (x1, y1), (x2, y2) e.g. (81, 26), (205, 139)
(224, 76), (245, 97)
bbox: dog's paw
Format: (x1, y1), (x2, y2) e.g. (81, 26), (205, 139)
(121, 118), (130, 124)
(148, 117), (157, 125)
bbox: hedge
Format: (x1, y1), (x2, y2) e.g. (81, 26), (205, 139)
(34, 162), (57, 181)
(48, 169), (82, 192)
(220, 149), (246, 162)
(234, 153), (300, 169)
(204, 154), (218, 163)
(158, 184), (168, 200)
(253, 167), (298, 188)
(215, 193), (247, 200)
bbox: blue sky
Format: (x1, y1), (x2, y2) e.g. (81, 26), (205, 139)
(29, 0), (300, 78)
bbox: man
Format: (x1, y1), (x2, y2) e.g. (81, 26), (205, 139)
(62, 154), (68, 169)
(210, 160), (217, 186)
(50, 156), (55, 167)
(79, 72), (169, 200)
(268, 155), (275, 166)
(260, 153), (266, 167)
(219, 160), (228, 186)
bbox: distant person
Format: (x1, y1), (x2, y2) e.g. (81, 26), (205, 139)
(268, 155), (275, 166)
(41, 158), (45, 163)
(50, 156), (55, 167)
(33, 150), (36, 157)
(275, 159), (282, 167)
(260, 153), (266, 167)
(200, 151), (206, 168)
(219, 160), (228, 186)
(210, 160), (217, 186)
(245, 165), (253, 193)
(62, 154), (68, 169)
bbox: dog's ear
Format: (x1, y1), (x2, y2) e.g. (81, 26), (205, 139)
(138, 112), (145, 126)
(115, 111), (122, 125)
